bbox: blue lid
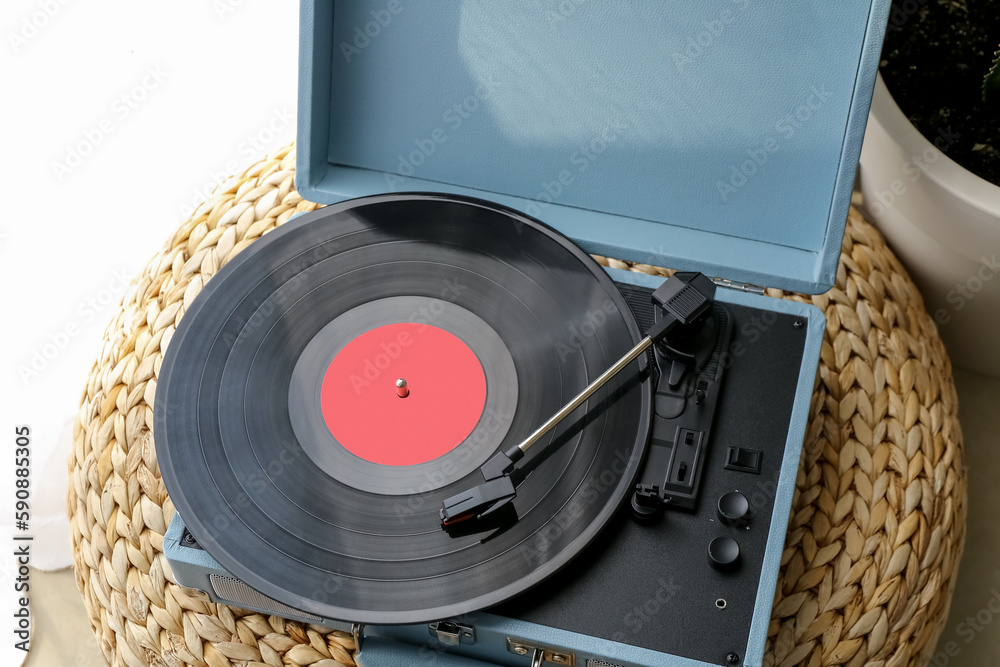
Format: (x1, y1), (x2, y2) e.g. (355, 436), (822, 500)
(297, 0), (891, 294)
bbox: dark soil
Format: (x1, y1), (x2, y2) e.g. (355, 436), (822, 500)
(880, 0), (999, 185)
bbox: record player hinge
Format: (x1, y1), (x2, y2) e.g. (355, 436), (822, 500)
(712, 278), (766, 296)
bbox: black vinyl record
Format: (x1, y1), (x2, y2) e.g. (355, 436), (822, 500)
(154, 193), (651, 624)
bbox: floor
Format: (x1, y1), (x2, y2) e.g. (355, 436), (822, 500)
(24, 568), (102, 667)
(928, 368), (1000, 667)
(25, 367), (1000, 667)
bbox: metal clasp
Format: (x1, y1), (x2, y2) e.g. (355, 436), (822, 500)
(428, 621), (475, 646)
(506, 638), (575, 665)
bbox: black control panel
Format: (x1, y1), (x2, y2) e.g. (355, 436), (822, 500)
(495, 283), (808, 666)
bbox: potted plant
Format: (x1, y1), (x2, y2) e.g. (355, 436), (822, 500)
(858, 0), (1000, 374)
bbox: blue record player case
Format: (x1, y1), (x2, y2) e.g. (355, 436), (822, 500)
(163, 2), (893, 666)
(297, 0), (891, 296)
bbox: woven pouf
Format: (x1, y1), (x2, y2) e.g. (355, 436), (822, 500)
(68, 143), (966, 667)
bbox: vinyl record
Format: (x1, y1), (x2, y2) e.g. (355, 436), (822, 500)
(154, 193), (652, 624)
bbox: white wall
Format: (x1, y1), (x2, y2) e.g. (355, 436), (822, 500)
(0, 1), (299, 661)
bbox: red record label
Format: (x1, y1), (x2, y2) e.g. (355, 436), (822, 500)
(319, 323), (487, 466)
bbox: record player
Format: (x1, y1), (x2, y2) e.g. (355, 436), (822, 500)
(156, 2), (892, 666)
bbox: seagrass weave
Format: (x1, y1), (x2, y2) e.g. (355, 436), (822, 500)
(67, 143), (965, 667)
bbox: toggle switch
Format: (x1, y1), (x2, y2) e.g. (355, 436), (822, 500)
(724, 447), (762, 474)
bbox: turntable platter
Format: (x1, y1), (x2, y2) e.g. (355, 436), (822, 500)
(154, 193), (652, 624)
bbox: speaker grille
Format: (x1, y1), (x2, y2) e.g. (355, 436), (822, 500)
(209, 575), (323, 623)
(587, 661), (624, 667)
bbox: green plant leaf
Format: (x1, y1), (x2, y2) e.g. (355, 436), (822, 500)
(985, 44), (1000, 104)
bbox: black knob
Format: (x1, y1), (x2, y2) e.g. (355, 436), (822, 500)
(708, 536), (741, 571)
(717, 491), (751, 528)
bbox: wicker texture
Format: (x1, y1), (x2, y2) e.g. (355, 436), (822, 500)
(68, 144), (965, 667)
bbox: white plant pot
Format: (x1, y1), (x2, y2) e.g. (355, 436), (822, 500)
(859, 74), (1000, 376)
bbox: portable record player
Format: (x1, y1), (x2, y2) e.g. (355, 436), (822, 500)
(155, 2), (893, 666)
